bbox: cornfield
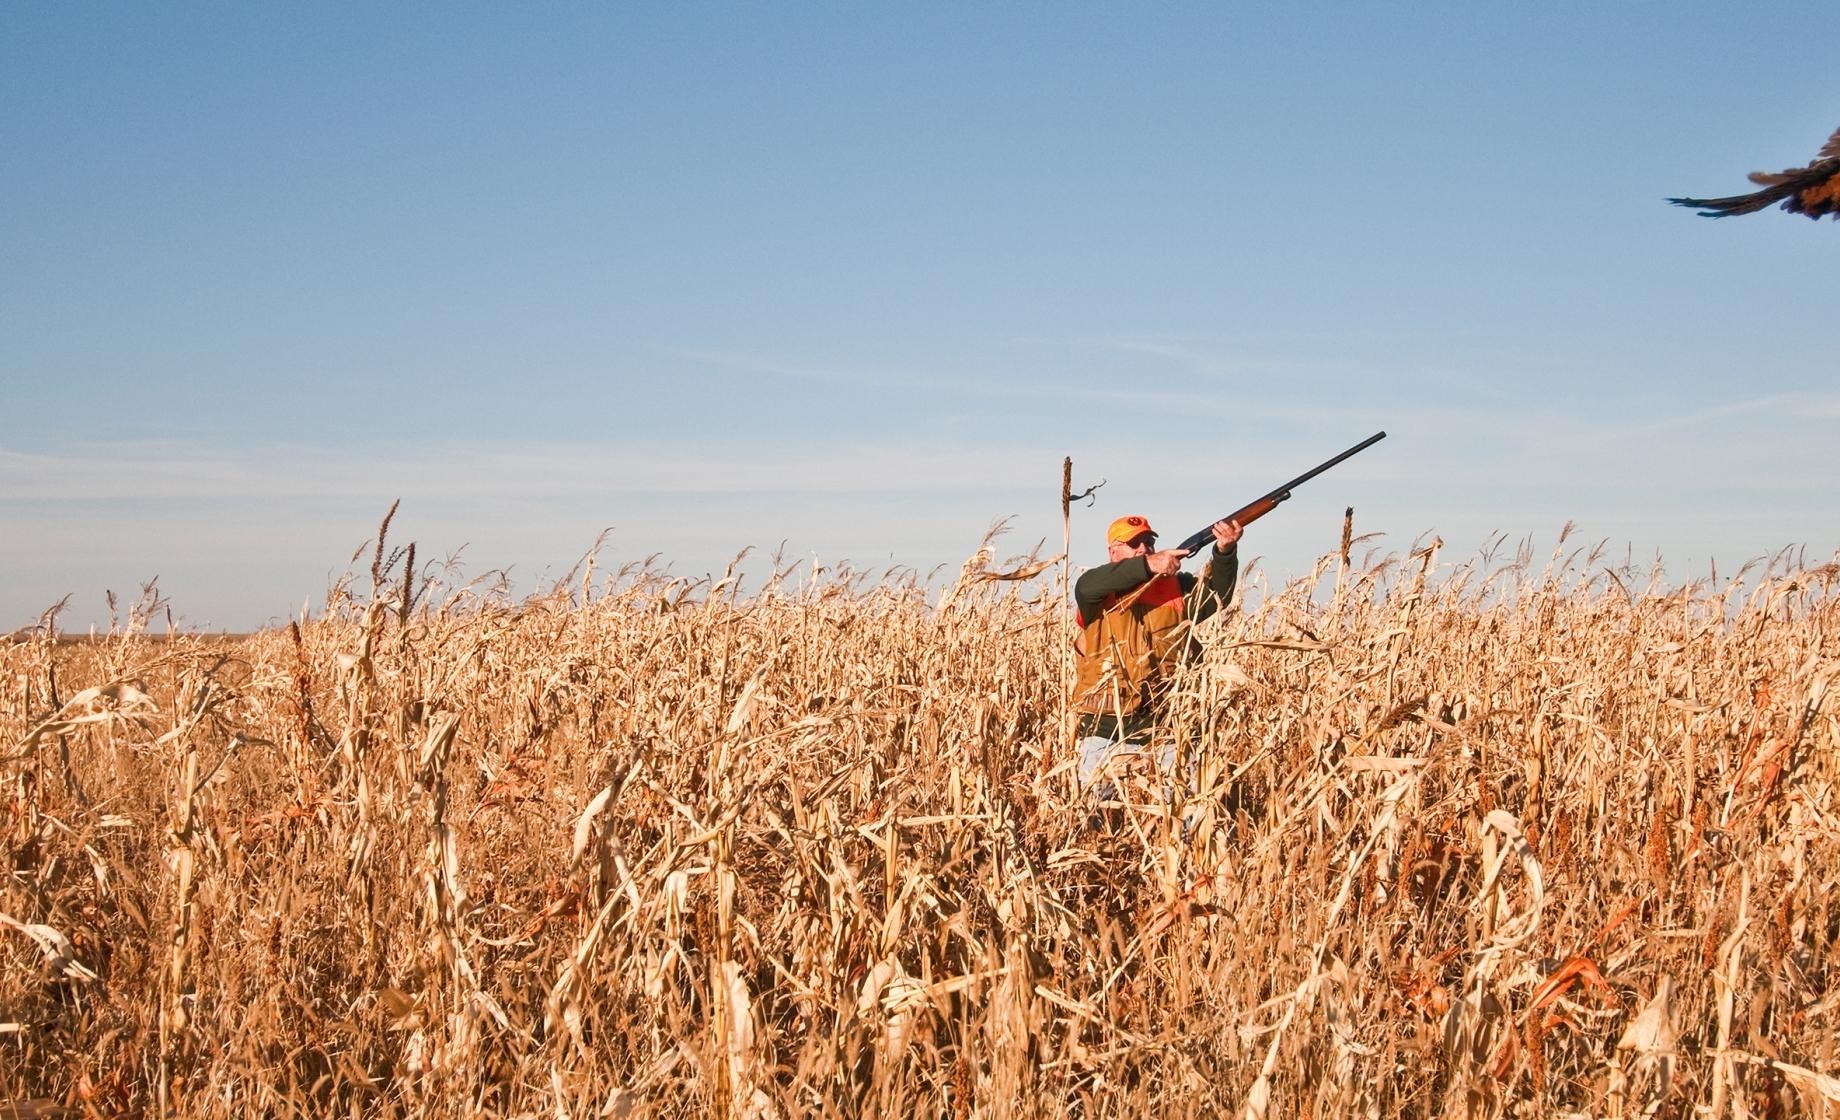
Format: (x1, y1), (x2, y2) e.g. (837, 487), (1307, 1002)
(4, 527), (1838, 1119)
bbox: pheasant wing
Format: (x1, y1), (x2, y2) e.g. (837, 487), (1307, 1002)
(1671, 124), (1840, 219)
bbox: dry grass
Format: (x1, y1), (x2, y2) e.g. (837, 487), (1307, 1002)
(3, 532), (1838, 1118)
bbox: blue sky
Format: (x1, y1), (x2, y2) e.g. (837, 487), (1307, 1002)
(3, 4), (1835, 630)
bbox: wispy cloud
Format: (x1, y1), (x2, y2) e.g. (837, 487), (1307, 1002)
(1604, 391), (1840, 437)
(0, 437), (1056, 503)
(662, 341), (1243, 409)
(659, 346), (875, 387)
(1076, 335), (1241, 380)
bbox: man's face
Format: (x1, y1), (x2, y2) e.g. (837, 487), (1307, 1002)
(1108, 532), (1156, 564)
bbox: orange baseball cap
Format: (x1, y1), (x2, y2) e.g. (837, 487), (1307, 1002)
(1106, 515), (1156, 545)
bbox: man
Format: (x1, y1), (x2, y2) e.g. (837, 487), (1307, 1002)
(1072, 514), (1242, 789)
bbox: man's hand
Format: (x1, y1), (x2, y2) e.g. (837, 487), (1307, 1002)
(1211, 519), (1243, 553)
(1145, 548), (1187, 576)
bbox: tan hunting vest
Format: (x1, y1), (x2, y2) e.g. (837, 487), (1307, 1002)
(1072, 574), (1189, 717)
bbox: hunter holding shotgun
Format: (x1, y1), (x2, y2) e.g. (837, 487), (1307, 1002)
(1071, 431), (1386, 790)
(1071, 514), (1241, 786)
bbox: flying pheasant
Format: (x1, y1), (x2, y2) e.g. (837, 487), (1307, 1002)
(1669, 124), (1840, 219)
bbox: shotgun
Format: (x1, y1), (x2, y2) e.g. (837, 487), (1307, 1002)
(1173, 431), (1387, 556)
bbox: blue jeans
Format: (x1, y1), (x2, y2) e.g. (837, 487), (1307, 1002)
(1075, 711), (1177, 797)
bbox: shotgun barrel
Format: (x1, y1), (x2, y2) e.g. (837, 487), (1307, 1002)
(1174, 431), (1387, 556)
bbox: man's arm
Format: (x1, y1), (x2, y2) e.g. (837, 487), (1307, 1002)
(1074, 556), (1153, 625)
(1189, 543), (1240, 624)
(1184, 519), (1244, 624)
